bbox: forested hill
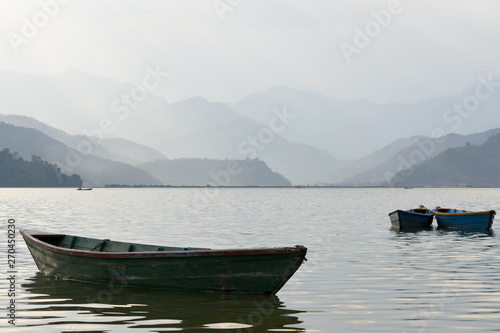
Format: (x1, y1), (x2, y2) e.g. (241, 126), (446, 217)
(0, 148), (82, 187)
(141, 158), (292, 186)
(392, 134), (500, 187)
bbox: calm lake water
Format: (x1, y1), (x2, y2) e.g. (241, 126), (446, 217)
(1, 188), (499, 332)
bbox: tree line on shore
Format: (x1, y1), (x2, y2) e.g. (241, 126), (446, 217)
(0, 148), (82, 187)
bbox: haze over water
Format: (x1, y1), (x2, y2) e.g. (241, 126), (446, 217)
(1, 187), (499, 332)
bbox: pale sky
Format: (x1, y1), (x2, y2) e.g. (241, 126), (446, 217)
(1, 0), (499, 103)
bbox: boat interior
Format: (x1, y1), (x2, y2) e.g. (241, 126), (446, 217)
(31, 234), (209, 253)
(434, 207), (452, 213)
(413, 208), (431, 214)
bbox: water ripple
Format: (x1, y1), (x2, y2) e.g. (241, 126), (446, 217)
(0, 188), (499, 332)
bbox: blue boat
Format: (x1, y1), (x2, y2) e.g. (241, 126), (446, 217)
(389, 206), (434, 230)
(434, 207), (496, 231)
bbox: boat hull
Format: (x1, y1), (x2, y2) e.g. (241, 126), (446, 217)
(389, 210), (434, 230)
(435, 210), (495, 231)
(20, 230), (307, 294)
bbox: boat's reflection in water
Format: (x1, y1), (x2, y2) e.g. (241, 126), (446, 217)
(22, 274), (305, 332)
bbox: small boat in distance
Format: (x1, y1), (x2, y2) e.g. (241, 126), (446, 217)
(77, 187), (92, 190)
(20, 230), (307, 294)
(389, 205), (434, 230)
(434, 207), (495, 231)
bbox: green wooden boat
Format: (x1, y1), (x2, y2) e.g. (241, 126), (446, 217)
(20, 229), (307, 294)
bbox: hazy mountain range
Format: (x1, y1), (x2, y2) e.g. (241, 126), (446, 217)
(0, 121), (161, 186)
(1, 69), (499, 186)
(142, 158), (291, 187)
(393, 133), (500, 187)
(0, 120), (291, 187)
(338, 128), (500, 186)
(230, 83), (500, 159)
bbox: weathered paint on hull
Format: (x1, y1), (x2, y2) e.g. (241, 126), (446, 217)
(20, 230), (307, 294)
(389, 210), (434, 230)
(435, 211), (495, 231)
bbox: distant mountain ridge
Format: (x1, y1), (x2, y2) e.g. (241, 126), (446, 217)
(2, 70), (500, 185)
(338, 128), (500, 185)
(0, 71), (342, 184)
(0, 122), (162, 186)
(392, 133), (500, 187)
(141, 158), (291, 186)
(0, 114), (166, 166)
(332, 135), (425, 183)
(231, 84), (500, 160)
(0, 119), (292, 187)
